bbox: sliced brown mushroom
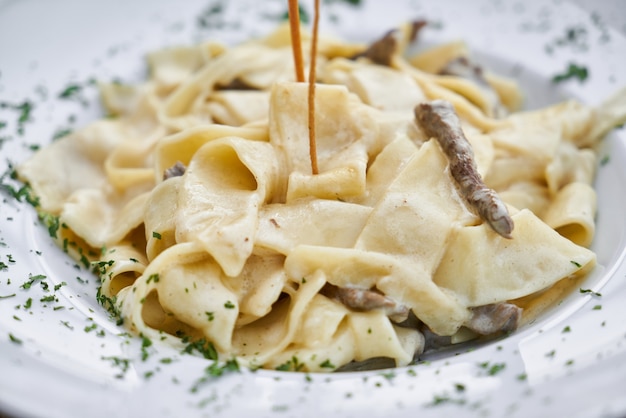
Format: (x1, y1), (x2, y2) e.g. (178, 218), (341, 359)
(465, 302), (522, 335)
(163, 161), (186, 180)
(439, 56), (506, 118)
(351, 20), (427, 66)
(215, 77), (259, 91)
(414, 100), (514, 238)
(321, 283), (409, 323)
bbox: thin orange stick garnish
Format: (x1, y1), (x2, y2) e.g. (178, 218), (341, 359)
(308, 0), (320, 175)
(288, 0), (305, 82)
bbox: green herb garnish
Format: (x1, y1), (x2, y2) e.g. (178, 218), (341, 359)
(552, 63), (588, 83)
(276, 356), (305, 372)
(319, 359), (336, 369)
(579, 288), (602, 297)
(146, 273), (160, 284)
(182, 338), (218, 360)
(479, 361), (506, 376)
(96, 287), (124, 326)
(141, 336), (153, 361)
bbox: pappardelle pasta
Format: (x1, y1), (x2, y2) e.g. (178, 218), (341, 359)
(18, 20), (626, 372)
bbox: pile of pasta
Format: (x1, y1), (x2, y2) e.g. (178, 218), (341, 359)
(19, 22), (626, 372)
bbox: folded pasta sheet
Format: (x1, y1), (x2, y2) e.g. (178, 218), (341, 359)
(18, 21), (626, 373)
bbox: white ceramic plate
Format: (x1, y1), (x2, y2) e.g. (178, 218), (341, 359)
(1, 1), (626, 417)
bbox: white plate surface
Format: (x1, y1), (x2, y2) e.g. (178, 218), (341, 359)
(1, 1), (626, 417)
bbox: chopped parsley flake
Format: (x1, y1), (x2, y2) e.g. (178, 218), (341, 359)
(479, 361), (506, 376)
(101, 356), (131, 378)
(8, 333), (23, 345)
(208, 358), (240, 377)
(552, 63), (588, 83)
(190, 358), (240, 392)
(319, 359), (336, 369)
(59, 84), (83, 99)
(152, 231), (162, 240)
(224, 300), (235, 309)
(60, 320), (74, 330)
(0, 100), (34, 135)
(40, 294), (58, 303)
(96, 287), (124, 326)
(182, 338), (218, 360)
(84, 323), (98, 333)
(21, 274), (47, 290)
(0, 167), (39, 206)
(276, 356), (305, 372)
(52, 128), (72, 141)
(146, 273), (160, 284)
(579, 288), (602, 297)
(57, 81), (93, 107)
(428, 394), (466, 407)
(141, 336), (153, 361)
(92, 259), (115, 276)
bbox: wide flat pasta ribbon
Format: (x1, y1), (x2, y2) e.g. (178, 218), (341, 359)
(60, 188), (149, 248)
(284, 245), (470, 336)
(542, 182), (597, 247)
(268, 81), (379, 202)
(147, 42), (225, 94)
(320, 57), (426, 113)
(433, 209), (596, 307)
(255, 198), (371, 255)
(175, 136), (279, 277)
(154, 124), (268, 180)
(204, 90), (271, 126)
(18, 120), (126, 213)
(159, 44), (296, 131)
(144, 177), (182, 261)
(99, 240), (148, 298)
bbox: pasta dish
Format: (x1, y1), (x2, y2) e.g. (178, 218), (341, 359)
(17, 18), (626, 372)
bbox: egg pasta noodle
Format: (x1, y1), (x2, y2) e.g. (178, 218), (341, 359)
(18, 21), (626, 372)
